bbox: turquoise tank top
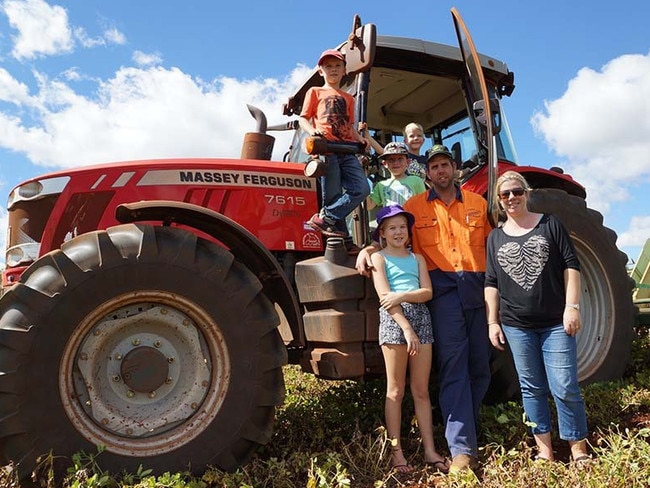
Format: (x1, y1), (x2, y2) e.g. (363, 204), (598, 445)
(381, 252), (420, 292)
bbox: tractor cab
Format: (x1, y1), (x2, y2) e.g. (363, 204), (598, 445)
(284, 18), (516, 163)
(279, 12), (517, 242)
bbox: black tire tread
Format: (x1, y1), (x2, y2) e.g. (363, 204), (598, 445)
(0, 223), (286, 477)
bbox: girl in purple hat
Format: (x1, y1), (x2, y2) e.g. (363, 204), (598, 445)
(370, 204), (449, 474)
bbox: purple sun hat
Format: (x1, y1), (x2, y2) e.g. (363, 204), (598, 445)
(372, 204), (415, 242)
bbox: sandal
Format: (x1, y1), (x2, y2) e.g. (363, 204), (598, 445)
(572, 454), (594, 468)
(425, 458), (450, 474)
(533, 455), (554, 463)
(390, 448), (413, 474)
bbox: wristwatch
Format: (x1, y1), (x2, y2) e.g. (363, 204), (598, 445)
(565, 303), (580, 311)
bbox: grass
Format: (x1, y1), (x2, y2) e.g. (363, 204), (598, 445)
(3, 326), (650, 487)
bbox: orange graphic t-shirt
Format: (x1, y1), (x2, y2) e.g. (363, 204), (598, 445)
(300, 87), (356, 142)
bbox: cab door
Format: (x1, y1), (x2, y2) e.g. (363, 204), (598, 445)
(451, 8), (499, 226)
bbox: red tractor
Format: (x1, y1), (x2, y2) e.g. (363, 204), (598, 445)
(0, 9), (633, 478)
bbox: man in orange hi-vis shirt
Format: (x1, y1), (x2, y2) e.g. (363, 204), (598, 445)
(357, 144), (491, 474)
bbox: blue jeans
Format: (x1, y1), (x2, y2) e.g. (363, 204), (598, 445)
(501, 324), (588, 441)
(427, 290), (491, 458)
(320, 153), (370, 236)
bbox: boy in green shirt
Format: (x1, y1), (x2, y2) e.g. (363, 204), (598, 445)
(367, 142), (426, 210)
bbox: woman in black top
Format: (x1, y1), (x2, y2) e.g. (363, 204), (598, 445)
(484, 170), (590, 464)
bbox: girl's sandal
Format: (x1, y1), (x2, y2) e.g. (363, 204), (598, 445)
(533, 455), (554, 463)
(390, 448), (414, 474)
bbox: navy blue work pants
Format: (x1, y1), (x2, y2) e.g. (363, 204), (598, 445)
(427, 289), (491, 458)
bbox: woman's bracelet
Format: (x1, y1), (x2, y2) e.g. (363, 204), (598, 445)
(488, 322), (500, 326)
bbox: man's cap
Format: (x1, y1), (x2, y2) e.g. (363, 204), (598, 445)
(426, 144), (454, 162)
(378, 142), (409, 161)
(317, 49), (346, 66)
(372, 204), (415, 242)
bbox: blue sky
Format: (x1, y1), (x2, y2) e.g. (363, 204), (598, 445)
(0, 0), (649, 263)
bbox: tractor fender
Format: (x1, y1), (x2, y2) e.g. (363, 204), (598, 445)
(115, 200), (304, 347)
(463, 164), (587, 199)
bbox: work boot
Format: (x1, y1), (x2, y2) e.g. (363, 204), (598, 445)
(449, 454), (479, 473)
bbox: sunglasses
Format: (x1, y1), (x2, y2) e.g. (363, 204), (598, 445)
(498, 188), (526, 200)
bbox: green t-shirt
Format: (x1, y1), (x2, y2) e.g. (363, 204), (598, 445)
(369, 175), (426, 207)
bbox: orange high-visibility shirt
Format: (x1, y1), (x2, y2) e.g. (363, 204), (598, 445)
(404, 187), (491, 273)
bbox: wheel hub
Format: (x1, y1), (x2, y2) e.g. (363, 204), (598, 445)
(120, 347), (169, 393)
(60, 294), (230, 453)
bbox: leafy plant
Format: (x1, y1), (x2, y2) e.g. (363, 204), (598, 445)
(64, 446), (112, 488)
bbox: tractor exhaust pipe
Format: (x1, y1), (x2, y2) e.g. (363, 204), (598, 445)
(241, 104), (275, 160)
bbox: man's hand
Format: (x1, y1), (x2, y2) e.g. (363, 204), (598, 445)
(355, 247), (375, 277)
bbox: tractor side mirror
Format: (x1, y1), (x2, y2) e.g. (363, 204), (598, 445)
(473, 98), (502, 136)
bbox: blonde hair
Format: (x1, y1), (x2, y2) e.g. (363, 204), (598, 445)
(494, 170), (532, 210)
(402, 122), (424, 138)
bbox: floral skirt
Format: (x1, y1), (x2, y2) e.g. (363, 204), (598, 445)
(379, 302), (433, 345)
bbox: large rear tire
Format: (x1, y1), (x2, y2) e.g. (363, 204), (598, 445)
(0, 224), (287, 477)
(486, 188), (634, 403)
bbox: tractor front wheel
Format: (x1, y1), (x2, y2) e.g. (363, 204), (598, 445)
(0, 224), (286, 477)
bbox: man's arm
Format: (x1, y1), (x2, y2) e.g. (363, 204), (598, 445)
(355, 242), (380, 277)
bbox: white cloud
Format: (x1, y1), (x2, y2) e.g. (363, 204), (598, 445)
(1, 0), (126, 60)
(531, 51), (650, 215)
(103, 27), (126, 45)
(73, 25), (127, 49)
(3, 0), (73, 60)
(61, 67), (81, 81)
(73, 26), (106, 49)
(618, 216), (650, 249)
(0, 63), (311, 168)
(133, 50), (162, 67)
(0, 67), (31, 104)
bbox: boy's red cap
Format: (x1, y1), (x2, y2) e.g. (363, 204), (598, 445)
(317, 49), (345, 66)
